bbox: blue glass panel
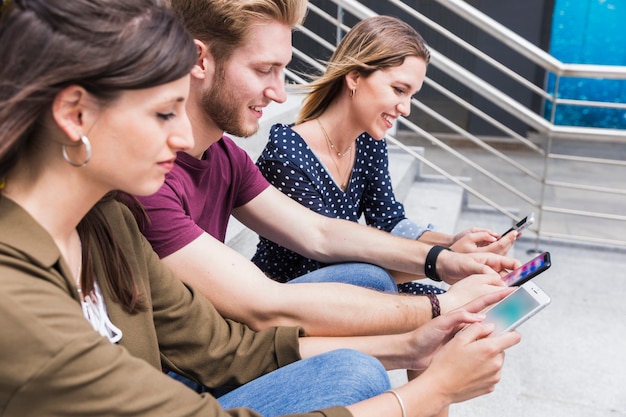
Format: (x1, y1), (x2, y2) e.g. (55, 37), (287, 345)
(546, 0), (626, 128)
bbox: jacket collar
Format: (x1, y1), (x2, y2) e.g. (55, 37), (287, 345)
(0, 195), (65, 273)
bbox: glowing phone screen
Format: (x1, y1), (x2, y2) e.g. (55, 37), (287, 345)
(485, 288), (540, 334)
(502, 252), (550, 286)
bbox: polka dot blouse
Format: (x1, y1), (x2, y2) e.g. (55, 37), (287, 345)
(251, 123), (431, 286)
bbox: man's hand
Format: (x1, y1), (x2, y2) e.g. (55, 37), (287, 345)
(401, 288), (517, 371)
(438, 273), (507, 314)
(437, 250), (521, 285)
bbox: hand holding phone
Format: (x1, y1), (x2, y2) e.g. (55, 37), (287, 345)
(481, 282), (551, 335)
(499, 212), (535, 239)
(502, 251), (551, 286)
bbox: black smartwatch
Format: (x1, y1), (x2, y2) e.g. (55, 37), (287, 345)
(424, 245), (451, 282)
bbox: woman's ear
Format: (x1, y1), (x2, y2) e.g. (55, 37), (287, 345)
(51, 86), (87, 143)
(345, 70), (361, 92)
(190, 39), (214, 81)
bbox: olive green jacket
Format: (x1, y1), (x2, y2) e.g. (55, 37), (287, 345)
(0, 196), (350, 417)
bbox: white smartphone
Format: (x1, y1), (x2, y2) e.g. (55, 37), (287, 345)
(481, 281), (551, 336)
(499, 212), (535, 239)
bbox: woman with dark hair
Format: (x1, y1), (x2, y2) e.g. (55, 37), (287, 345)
(0, 2), (520, 416)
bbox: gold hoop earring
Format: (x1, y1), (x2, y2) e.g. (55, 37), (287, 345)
(62, 134), (92, 168)
(350, 88), (356, 98)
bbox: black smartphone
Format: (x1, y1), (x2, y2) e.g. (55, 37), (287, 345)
(502, 251), (551, 286)
(499, 212), (535, 239)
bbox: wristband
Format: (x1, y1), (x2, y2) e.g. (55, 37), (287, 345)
(424, 245), (450, 282)
(425, 293), (441, 318)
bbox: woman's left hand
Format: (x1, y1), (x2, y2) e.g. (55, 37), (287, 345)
(450, 227), (517, 255)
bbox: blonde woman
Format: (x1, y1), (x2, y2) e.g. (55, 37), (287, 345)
(253, 16), (517, 292)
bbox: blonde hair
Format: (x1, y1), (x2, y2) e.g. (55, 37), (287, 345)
(170, 0), (308, 63)
(298, 15), (430, 124)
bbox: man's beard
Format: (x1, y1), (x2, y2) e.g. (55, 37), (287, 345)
(200, 74), (259, 138)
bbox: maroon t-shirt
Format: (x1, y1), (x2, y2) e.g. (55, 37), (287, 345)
(137, 136), (270, 258)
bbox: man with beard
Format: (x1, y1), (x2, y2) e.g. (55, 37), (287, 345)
(136, 0), (519, 341)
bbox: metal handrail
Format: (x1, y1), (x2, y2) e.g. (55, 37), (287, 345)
(385, 0), (552, 102)
(292, 0), (626, 249)
(333, 0), (626, 140)
(434, 0), (626, 79)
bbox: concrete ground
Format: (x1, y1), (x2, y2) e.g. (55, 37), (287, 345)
(232, 98), (626, 416)
(451, 238), (626, 417)
(395, 136), (626, 416)
(387, 176), (626, 417)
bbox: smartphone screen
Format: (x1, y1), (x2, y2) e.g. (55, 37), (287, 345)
(483, 283), (551, 335)
(502, 251), (551, 286)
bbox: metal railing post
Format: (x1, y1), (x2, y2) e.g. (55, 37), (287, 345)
(336, 6), (344, 45)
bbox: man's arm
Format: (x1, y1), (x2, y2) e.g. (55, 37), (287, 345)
(233, 187), (521, 284)
(163, 232), (440, 336)
(164, 231), (512, 338)
(297, 288), (517, 369)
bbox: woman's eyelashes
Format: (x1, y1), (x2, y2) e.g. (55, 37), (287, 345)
(157, 112), (176, 121)
(393, 87), (420, 102)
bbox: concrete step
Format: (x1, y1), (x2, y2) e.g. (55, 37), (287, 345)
(386, 144), (423, 202)
(401, 177), (465, 235)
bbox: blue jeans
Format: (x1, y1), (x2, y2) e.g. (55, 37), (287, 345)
(289, 262), (398, 293)
(217, 349), (390, 416)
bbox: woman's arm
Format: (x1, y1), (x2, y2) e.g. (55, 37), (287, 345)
(297, 287), (515, 369)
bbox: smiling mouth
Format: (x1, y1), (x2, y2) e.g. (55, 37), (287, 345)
(249, 105), (265, 116)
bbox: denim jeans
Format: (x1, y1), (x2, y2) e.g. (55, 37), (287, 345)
(217, 349), (390, 416)
(289, 262), (398, 293)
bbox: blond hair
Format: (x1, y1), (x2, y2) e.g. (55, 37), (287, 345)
(298, 15), (430, 124)
(170, 0), (308, 63)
